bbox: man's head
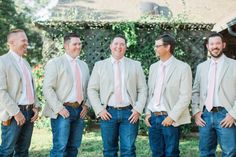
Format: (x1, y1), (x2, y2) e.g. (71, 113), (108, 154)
(64, 33), (82, 58)
(154, 34), (175, 60)
(110, 34), (127, 60)
(206, 32), (225, 59)
(7, 29), (28, 56)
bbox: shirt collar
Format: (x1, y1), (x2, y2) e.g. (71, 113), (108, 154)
(160, 55), (174, 67)
(65, 53), (79, 62)
(111, 56), (124, 64)
(10, 50), (22, 62)
(210, 54), (225, 64)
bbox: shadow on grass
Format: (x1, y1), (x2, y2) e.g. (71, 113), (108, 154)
(29, 149), (50, 157)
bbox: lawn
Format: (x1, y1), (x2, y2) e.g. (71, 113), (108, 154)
(27, 128), (221, 157)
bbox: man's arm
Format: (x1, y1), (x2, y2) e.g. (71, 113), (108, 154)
(43, 60), (64, 114)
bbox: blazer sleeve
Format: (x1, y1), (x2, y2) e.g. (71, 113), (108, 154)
(0, 59), (20, 116)
(191, 65), (201, 116)
(168, 64), (192, 121)
(133, 62), (147, 114)
(82, 62), (91, 108)
(87, 62), (104, 116)
(145, 65), (154, 115)
(43, 60), (64, 114)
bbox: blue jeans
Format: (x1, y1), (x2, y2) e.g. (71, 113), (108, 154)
(50, 106), (84, 157)
(199, 108), (236, 157)
(100, 107), (139, 157)
(148, 114), (180, 157)
(0, 109), (34, 157)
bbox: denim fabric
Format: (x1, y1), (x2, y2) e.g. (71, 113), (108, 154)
(100, 107), (139, 157)
(0, 109), (34, 157)
(199, 108), (236, 157)
(148, 114), (180, 157)
(50, 106), (84, 157)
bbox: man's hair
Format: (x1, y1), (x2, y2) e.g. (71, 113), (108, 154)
(156, 34), (176, 54)
(64, 33), (80, 44)
(7, 29), (25, 42)
(206, 32), (225, 43)
(111, 34), (127, 43)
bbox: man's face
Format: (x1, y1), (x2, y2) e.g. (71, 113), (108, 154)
(11, 32), (28, 56)
(110, 37), (126, 60)
(64, 37), (82, 58)
(154, 39), (168, 58)
(207, 36), (225, 59)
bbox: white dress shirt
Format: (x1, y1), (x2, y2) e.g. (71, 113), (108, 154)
(207, 54), (225, 107)
(108, 56), (131, 107)
(148, 56), (174, 112)
(64, 53), (83, 103)
(10, 51), (34, 105)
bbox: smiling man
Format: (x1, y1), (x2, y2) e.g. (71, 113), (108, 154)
(43, 33), (90, 157)
(145, 34), (192, 157)
(0, 29), (40, 157)
(192, 32), (236, 156)
(88, 34), (147, 157)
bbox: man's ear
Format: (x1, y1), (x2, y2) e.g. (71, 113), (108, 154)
(223, 42), (226, 49)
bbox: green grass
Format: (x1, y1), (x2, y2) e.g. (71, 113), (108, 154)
(1, 128), (222, 157)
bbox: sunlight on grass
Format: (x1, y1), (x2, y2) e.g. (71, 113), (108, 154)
(1, 128), (222, 157)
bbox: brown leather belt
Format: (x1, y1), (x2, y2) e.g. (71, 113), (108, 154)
(211, 107), (224, 112)
(152, 111), (168, 116)
(63, 101), (83, 108)
(107, 105), (132, 110)
(18, 104), (34, 111)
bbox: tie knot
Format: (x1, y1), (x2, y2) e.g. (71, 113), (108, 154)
(72, 59), (77, 63)
(115, 60), (120, 64)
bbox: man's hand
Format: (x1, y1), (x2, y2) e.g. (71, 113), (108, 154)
(14, 111), (26, 126)
(220, 113), (235, 128)
(31, 107), (39, 122)
(80, 105), (89, 119)
(144, 114), (151, 127)
(162, 116), (174, 127)
(128, 109), (140, 124)
(194, 112), (206, 127)
(99, 109), (112, 120)
(58, 108), (70, 118)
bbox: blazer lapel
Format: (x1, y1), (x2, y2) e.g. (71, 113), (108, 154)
(163, 58), (177, 87)
(105, 58), (114, 87)
(218, 58), (229, 84)
(8, 53), (22, 79)
(124, 58), (129, 83)
(202, 60), (211, 94)
(62, 55), (73, 83)
(152, 62), (160, 89)
(77, 60), (87, 90)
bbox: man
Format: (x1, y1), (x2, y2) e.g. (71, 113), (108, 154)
(42, 33), (90, 157)
(145, 34), (192, 157)
(0, 29), (40, 156)
(192, 32), (236, 156)
(87, 35), (147, 157)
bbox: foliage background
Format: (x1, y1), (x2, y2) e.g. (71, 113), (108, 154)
(0, 0), (214, 135)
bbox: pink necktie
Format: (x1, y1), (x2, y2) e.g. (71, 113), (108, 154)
(19, 59), (34, 104)
(154, 63), (165, 105)
(205, 61), (217, 111)
(114, 60), (122, 104)
(72, 60), (83, 104)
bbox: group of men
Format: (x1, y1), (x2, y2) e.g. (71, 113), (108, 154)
(0, 29), (235, 157)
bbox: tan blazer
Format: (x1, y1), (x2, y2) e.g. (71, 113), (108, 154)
(87, 57), (147, 116)
(192, 56), (236, 119)
(42, 54), (90, 118)
(0, 52), (40, 121)
(146, 57), (192, 126)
